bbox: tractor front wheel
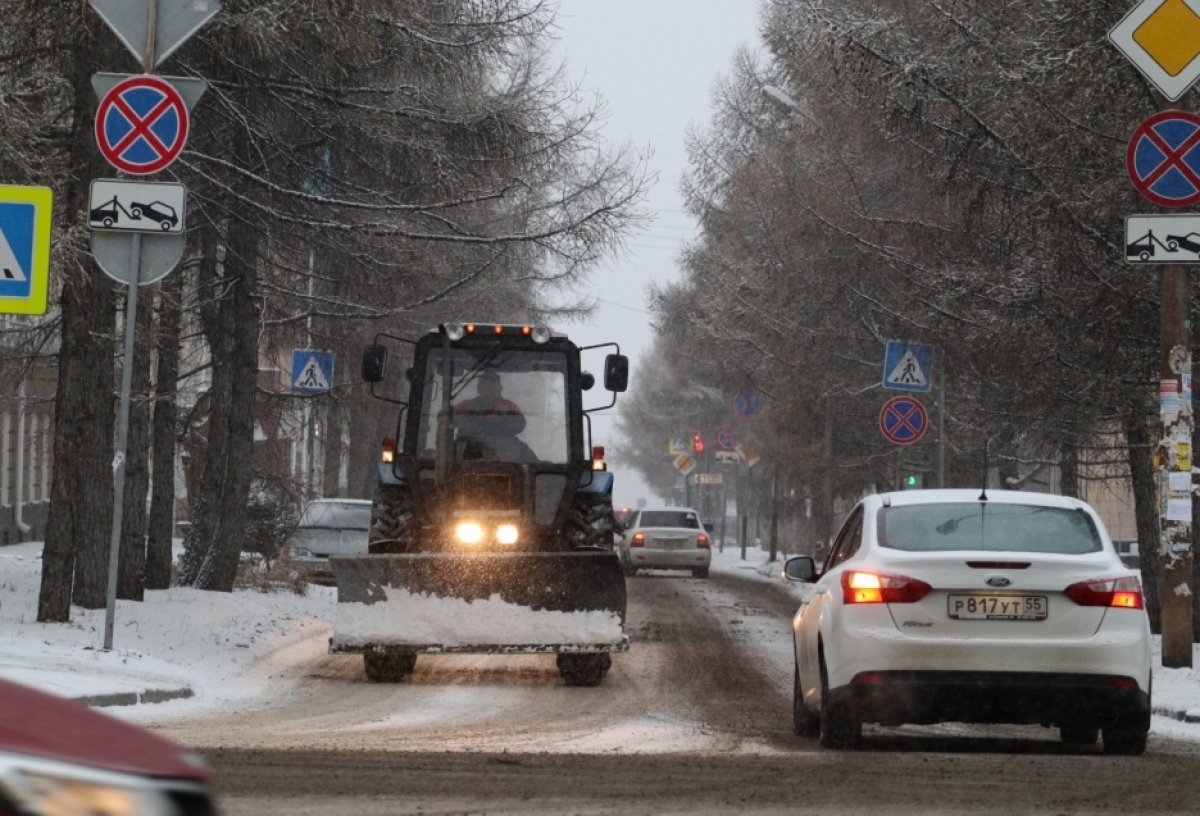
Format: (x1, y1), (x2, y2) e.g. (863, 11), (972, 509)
(557, 653), (611, 686)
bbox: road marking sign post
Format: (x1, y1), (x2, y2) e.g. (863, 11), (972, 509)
(1110, 0), (1200, 668)
(716, 425), (738, 450)
(1126, 214), (1200, 262)
(882, 341), (933, 392)
(1126, 110), (1200, 207)
(879, 396), (928, 446)
(0, 186), (53, 315)
(95, 0), (220, 655)
(89, 179), (186, 233)
(292, 350), (335, 394)
(733, 388), (763, 418)
(1109, 0), (1200, 101)
(95, 75), (190, 175)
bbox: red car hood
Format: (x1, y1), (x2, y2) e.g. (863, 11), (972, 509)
(0, 678), (209, 782)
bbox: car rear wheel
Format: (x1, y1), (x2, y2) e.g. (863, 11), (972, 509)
(1059, 724), (1099, 745)
(793, 660), (820, 737)
(1102, 721), (1149, 755)
(692, 567), (709, 579)
(363, 653), (417, 682)
(818, 651), (860, 749)
(557, 653), (611, 686)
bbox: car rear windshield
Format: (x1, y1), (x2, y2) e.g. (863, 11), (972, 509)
(299, 502), (372, 529)
(638, 511), (700, 529)
(878, 503), (1101, 554)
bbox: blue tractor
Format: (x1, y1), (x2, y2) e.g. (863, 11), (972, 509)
(330, 323), (630, 686)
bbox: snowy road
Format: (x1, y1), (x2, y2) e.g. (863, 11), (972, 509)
(141, 568), (803, 754)
(136, 566), (1200, 814)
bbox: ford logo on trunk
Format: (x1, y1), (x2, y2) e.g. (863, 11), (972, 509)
(985, 576), (1012, 588)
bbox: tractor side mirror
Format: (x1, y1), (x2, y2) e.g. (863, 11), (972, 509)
(580, 371), (596, 391)
(603, 354), (629, 392)
(362, 345), (387, 383)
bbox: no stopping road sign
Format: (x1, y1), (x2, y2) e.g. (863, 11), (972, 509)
(95, 75), (190, 175)
(879, 396), (928, 446)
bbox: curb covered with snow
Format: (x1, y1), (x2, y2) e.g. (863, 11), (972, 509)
(0, 541), (334, 712)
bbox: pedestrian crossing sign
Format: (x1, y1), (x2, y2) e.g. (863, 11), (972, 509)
(0, 185), (53, 315)
(882, 341), (933, 393)
(292, 349), (335, 394)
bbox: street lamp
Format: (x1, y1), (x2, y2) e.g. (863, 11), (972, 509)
(760, 84), (865, 210)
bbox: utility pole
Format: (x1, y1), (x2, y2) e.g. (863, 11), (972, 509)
(1159, 257), (1194, 668)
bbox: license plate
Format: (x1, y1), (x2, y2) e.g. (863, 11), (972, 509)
(947, 594), (1047, 621)
(653, 538), (686, 550)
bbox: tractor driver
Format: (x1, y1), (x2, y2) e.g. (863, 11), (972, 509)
(453, 370), (529, 460)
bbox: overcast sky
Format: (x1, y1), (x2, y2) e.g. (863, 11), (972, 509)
(551, 0), (764, 509)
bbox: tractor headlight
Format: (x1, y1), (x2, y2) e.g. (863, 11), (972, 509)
(455, 523), (483, 545)
(531, 326), (551, 344)
(496, 524), (519, 545)
(445, 323), (465, 341)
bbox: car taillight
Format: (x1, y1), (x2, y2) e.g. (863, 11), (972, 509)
(630, 532), (645, 547)
(1065, 576), (1144, 609)
(381, 437), (395, 463)
(697, 533), (709, 549)
(592, 445), (606, 471)
(841, 570), (932, 604)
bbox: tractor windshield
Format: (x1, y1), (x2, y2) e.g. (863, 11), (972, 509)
(417, 348), (570, 464)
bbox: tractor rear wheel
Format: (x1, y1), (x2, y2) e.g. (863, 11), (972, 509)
(567, 494), (617, 550)
(368, 485), (417, 553)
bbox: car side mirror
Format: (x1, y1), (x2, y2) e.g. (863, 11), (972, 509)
(580, 371), (595, 391)
(361, 345), (387, 383)
(703, 522), (715, 533)
(783, 556), (816, 583)
(604, 354), (629, 392)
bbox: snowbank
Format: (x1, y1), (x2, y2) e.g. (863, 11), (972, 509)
(0, 542), (334, 712)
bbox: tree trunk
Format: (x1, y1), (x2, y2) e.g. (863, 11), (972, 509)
(1126, 408), (1163, 634)
(146, 273), (183, 590)
(117, 285), (156, 601)
(1058, 442), (1079, 498)
(178, 215), (261, 591)
(39, 10), (116, 620)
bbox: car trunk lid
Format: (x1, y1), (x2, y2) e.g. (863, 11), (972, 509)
(876, 550), (1115, 640)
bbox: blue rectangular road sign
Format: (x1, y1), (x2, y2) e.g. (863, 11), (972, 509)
(882, 341), (933, 392)
(0, 186), (53, 315)
(292, 349), (335, 394)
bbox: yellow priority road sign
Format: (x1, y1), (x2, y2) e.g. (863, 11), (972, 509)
(0, 185), (53, 315)
(1110, 0), (1200, 101)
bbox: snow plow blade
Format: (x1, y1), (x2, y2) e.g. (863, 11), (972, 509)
(328, 552), (628, 654)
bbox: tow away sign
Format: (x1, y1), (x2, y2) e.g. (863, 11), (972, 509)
(1126, 214), (1200, 263)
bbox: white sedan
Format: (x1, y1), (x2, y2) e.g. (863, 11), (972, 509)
(618, 507), (712, 578)
(785, 489), (1152, 754)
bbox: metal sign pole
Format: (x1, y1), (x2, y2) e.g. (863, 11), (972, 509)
(103, 234), (140, 652)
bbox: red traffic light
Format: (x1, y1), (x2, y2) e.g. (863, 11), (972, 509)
(692, 433), (705, 452)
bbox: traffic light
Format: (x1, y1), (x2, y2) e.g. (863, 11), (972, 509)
(692, 432), (705, 453)
(903, 473), (923, 490)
